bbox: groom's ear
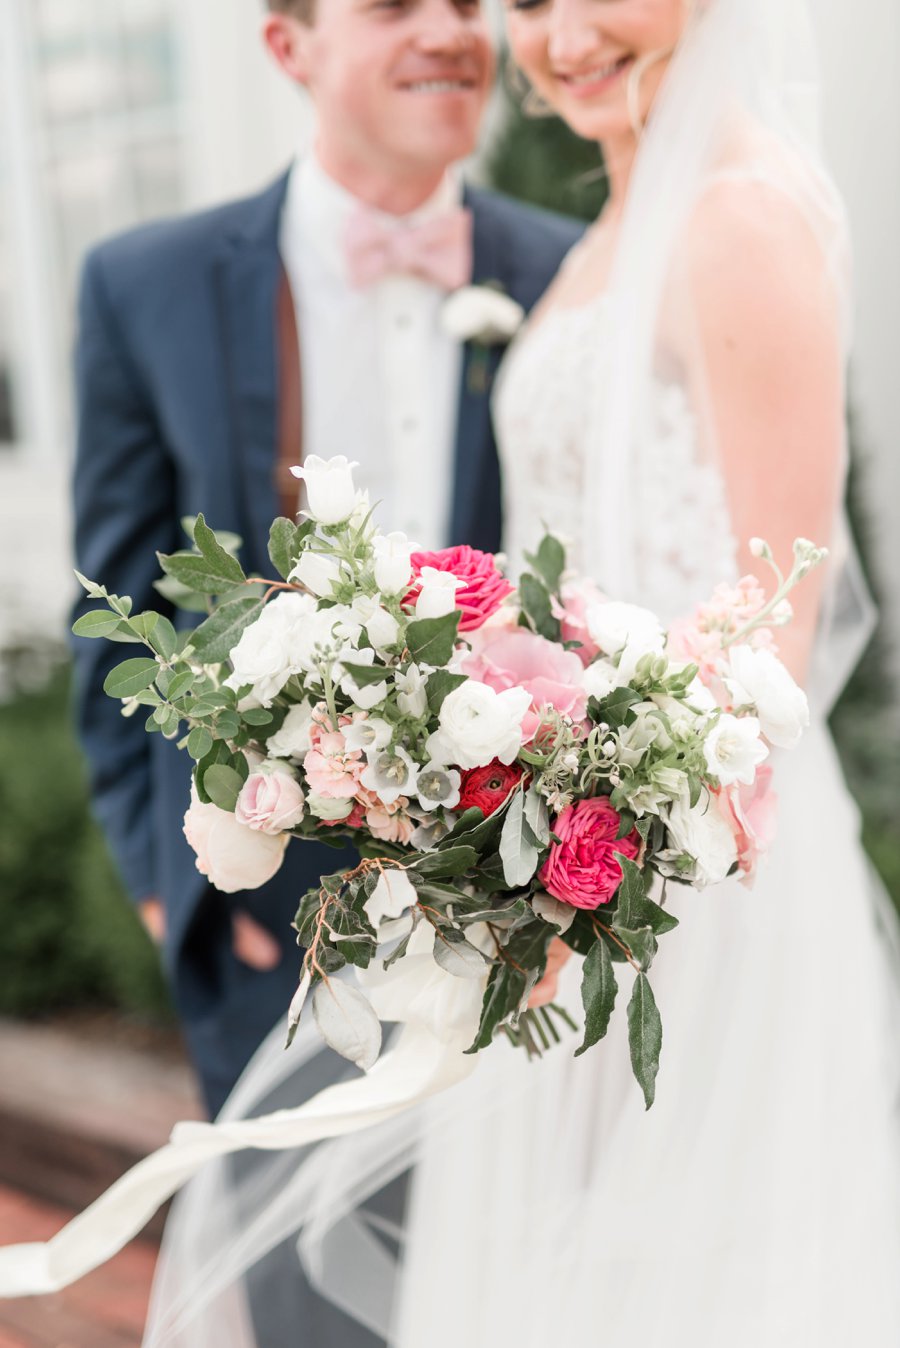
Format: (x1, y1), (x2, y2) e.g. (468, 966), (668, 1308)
(262, 12), (315, 88)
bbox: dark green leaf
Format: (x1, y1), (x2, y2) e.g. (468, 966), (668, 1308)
(597, 686), (642, 729)
(616, 808), (637, 841)
(426, 669), (468, 715)
(627, 973), (663, 1109)
(466, 964), (527, 1054)
(203, 764), (244, 811)
(268, 517), (299, 581)
(103, 657), (159, 699)
(611, 925), (658, 972)
(412, 846), (478, 880)
(613, 857), (647, 926)
(340, 661), (391, 688)
(518, 573), (560, 641)
(527, 534), (566, 594)
(405, 611), (461, 666)
(193, 513), (247, 585)
(576, 939), (618, 1056)
(191, 596), (264, 664)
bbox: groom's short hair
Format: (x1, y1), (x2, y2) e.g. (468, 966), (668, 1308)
(267, 0), (315, 22)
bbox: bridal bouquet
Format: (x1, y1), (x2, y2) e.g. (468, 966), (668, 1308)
(75, 456), (823, 1107)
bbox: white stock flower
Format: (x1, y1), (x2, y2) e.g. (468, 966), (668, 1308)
(725, 645), (809, 749)
(415, 567), (464, 621)
(703, 714), (769, 786)
(395, 663), (429, 719)
(664, 786), (738, 888)
(290, 455), (359, 526)
(582, 658), (621, 702)
(351, 595), (400, 651)
(416, 763), (461, 811)
(440, 285), (525, 344)
(372, 533), (414, 595)
(361, 745), (419, 805)
(225, 592), (316, 706)
(290, 550), (345, 598)
(426, 683), (531, 770)
(266, 701), (315, 759)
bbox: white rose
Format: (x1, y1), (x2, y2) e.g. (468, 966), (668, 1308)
(225, 592), (316, 706)
(266, 701), (315, 759)
(415, 567), (464, 621)
(581, 658), (621, 702)
(664, 786), (738, 888)
(290, 455), (359, 526)
(703, 714), (768, 786)
(183, 786), (288, 893)
(372, 533), (414, 595)
(426, 682), (531, 769)
(290, 550), (344, 598)
(586, 601), (665, 659)
(725, 646), (809, 749)
(440, 285), (525, 343)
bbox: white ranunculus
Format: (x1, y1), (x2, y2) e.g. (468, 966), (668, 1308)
(586, 600), (665, 659)
(372, 532), (414, 595)
(290, 455), (359, 526)
(351, 595), (400, 651)
(183, 786), (288, 892)
(703, 713), (768, 786)
(426, 683), (531, 770)
(364, 868), (418, 929)
(581, 658), (621, 702)
(225, 592), (316, 706)
(440, 285), (525, 344)
(725, 645), (809, 749)
(664, 786), (738, 888)
(266, 701), (315, 759)
(395, 663), (429, 719)
(415, 567), (464, 621)
(290, 550), (344, 598)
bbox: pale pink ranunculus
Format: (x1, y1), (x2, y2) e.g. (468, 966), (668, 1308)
(551, 576), (605, 666)
(540, 796), (641, 910)
(407, 545), (513, 632)
(303, 730), (364, 799)
(364, 796), (416, 845)
(717, 766), (778, 884)
(235, 767), (305, 835)
(463, 628), (587, 742)
(183, 786), (288, 893)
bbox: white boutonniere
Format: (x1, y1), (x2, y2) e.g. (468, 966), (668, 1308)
(441, 282), (525, 393)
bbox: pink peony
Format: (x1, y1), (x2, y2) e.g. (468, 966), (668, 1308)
(551, 576), (606, 666)
(540, 797), (641, 910)
(463, 628), (588, 742)
(303, 730), (364, 799)
(235, 768), (305, 835)
(716, 766), (778, 884)
(183, 786), (288, 893)
(406, 545), (513, 632)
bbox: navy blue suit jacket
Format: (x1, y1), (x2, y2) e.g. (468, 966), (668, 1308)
(71, 170), (582, 1110)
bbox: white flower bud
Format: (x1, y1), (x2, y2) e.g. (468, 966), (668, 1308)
(290, 455), (359, 526)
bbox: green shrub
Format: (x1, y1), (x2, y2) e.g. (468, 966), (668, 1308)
(0, 663), (172, 1021)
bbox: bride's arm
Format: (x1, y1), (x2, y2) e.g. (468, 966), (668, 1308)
(685, 182), (847, 680)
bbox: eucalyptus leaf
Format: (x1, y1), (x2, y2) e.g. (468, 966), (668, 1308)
(576, 939), (617, 1056)
(628, 973), (663, 1109)
(611, 924), (658, 972)
(103, 657), (159, 699)
(153, 573), (211, 613)
(312, 980), (382, 1071)
(499, 790), (541, 888)
(413, 846), (478, 879)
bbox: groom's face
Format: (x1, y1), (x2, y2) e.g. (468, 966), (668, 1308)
(270, 0), (495, 183)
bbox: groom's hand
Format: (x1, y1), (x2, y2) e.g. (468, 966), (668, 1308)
(138, 897), (282, 972)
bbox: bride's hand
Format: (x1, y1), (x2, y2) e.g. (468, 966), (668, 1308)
(528, 937), (573, 1009)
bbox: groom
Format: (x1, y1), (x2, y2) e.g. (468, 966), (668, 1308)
(71, 0), (581, 1121)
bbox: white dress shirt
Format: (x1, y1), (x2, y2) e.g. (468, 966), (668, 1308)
(279, 155), (464, 548)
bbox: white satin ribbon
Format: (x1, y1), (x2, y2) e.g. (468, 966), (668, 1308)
(0, 932), (484, 1299)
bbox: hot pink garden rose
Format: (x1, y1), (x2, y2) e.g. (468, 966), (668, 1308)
(183, 786), (288, 893)
(235, 767), (305, 835)
(407, 545), (513, 632)
(540, 797), (641, 910)
(463, 628), (588, 742)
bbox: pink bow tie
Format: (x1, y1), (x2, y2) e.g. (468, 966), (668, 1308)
(344, 205), (473, 291)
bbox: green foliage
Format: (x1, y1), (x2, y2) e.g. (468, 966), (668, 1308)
(0, 666), (172, 1021)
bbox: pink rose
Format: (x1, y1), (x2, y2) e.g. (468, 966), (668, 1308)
(183, 786), (288, 893)
(551, 576), (606, 666)
(716, 766), (778, 884)
(303, 730), (364, 799)
(235, 767), (305, 834)
(407, 545), (513, 632)
(463, 628), (587, 742)
(540, 797), (641, 910)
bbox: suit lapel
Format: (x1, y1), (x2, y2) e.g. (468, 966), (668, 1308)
(449, 189), (507, 550)
(212, 173), (291, 575)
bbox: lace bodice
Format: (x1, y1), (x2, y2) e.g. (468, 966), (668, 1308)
(493, 295), (739, 624)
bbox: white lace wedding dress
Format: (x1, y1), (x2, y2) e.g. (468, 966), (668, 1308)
(387, 293), (900, 1346)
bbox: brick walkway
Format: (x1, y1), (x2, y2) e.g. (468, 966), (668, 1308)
(0, 1183), (156, 1346)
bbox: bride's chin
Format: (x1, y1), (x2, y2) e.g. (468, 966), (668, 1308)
(561, 103), (631, 144)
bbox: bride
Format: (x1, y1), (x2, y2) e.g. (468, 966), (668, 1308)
(142, 0), (900, 1342)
